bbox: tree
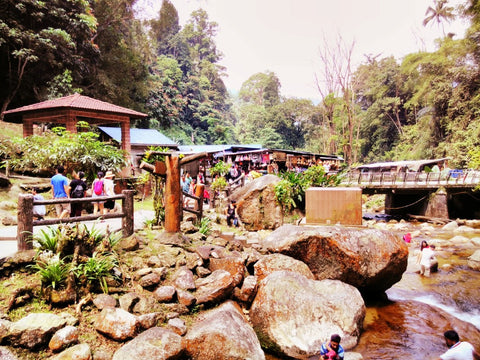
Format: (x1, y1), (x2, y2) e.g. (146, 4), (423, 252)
(150, 0), (180, 56)
(239, 72), (281, 107)
(423, 0), (456, 36)
(0, 0), (98, 118)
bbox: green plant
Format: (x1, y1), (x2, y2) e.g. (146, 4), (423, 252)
(197, 217), (212, 236)
(33, 227), (60, 253)
(209, 160), (231, 177)
(210, 176), (228, 192)
(29, 257), (70, 290)
(75, 252), (118, 293)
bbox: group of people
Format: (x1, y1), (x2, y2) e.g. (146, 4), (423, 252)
(317, 330), (478, 359)
(416, 239), (438, 277)
(33, 165), (117, 220)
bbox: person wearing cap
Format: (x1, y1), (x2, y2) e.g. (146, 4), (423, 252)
(103, 170), (116, 213)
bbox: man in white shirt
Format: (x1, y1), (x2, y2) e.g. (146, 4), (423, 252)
(437, 330), (480, 360)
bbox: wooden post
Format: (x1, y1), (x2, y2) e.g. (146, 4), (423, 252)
(122, 190), (134, 237)
(165, 155), (181, 232)
(17, 194), (34, 251)
(195, 183), (204, 219)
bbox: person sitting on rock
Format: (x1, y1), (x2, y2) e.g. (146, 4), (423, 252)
(320, 334), (344, 360)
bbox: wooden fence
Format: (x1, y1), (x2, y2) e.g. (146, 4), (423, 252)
(17, 190), (134, 251)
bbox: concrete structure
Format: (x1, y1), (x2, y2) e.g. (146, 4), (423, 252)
(305, 187), (363, 225)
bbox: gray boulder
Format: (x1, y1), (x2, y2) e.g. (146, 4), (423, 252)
(250, 271), (365, 359)
(261, 224), (408, 294)
(183, 300), (265, 359)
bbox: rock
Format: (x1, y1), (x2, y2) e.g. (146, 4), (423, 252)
(0, 201), (16, 211)
(8, 313), (69, 349)
(442, 221), (459, 231)
(155, 231), (191, 246)
(119, 292), (140, 312)
(174, 266), (196, 290)
(467, 250), (480, 271)
(233, 275), (258, 303)
(137, 313), (162, 330)
(153, 286), (176, 302)
(449, 235), (470, 245)
(176, 289), (196, 307)
(261, 224), (408, 294)
(95, 308), (138, 341)
(50, 343), (92, 360)
(231, 174), (283, 230)
(119, 235), (139, 251)
(132, 296), (158, 314)
(167, 318), (187, 336)
(254, 253), (315, 282)
(181, 221), (198, 234)
(184, 300), (265, 359)
(209, 257), (246, 287)
(195, 266), (211, 277)
(49, 325), (79, 352)
(455, 225), (476, 234)
(139, 272), (161, 289)
(93, 294), (117, 309)
(250, 271), (365, 359)
(346, 352), (364, 360)
(146, 255), (162, 267)
(112, 327), (184, 360)
(194, 270), (235, 306)
(0, 319), (12, 343)
(0, 346), (17, 360)
(471, 237), (480, 246)
(1, 215), (16, 226)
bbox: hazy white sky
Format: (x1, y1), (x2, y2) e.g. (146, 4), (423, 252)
(136, 0), (469, 102)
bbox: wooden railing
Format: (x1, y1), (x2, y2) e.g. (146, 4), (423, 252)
(17, 190), (134, 251)
(342, 170), (480, 187)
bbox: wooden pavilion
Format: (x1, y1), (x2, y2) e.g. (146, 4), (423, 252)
(2, 93), (147, 155)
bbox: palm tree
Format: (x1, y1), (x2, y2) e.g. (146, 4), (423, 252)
(423, 0), (456, 37)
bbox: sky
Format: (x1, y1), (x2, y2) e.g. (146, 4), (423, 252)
(135, 0), (469, 103)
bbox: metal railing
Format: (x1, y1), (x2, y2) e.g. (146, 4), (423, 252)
(341, 170), (480, 187)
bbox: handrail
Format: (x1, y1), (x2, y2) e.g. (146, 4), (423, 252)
(17, 190), (134, 251)
(341, 170), (480, 187)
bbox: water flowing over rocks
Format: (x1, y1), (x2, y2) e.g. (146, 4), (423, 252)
(183, 300), (265, 360)
(261, 224), (409, 294)
(231, 174), (283, 230)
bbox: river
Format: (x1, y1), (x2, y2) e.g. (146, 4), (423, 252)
(267, 221), (480, 359)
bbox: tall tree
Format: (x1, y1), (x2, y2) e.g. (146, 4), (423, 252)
(0, 0), (98, 117)
(423, 0), (456, 36)
(150, 0), (180, 56)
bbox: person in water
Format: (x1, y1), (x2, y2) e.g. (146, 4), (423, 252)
(437, 329), (480, 360)
(319, 334), (344, 360)
(417, 240), (436, 277)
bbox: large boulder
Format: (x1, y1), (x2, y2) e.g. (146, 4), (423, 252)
(183, 300), (265, 359)
(250, 271), (365, 359)
(231, 174), (283, 230)
(254, 253), (315, 282)
(113, 327), (184, 360)
(261, 225), (408, 295)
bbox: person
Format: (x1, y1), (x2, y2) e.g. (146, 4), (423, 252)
(225, 199), (239, 227)
(437, 330), (480, 360)
(91, 171), (105, 215)
(51, 165), (70, 219)
(319, 334), (345, 360)
(403, 233), (412, 243)
(103, 170), (116, 213)
(69, 171), (87, 217)
(417, 240), (436, 276)
(32, 187), (46, 220)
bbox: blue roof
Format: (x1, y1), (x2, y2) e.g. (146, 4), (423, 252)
(177, 144), (263, 154)
(99, 126), (177, 146)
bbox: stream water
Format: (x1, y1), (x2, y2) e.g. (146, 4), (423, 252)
(266, 223), (480, 359)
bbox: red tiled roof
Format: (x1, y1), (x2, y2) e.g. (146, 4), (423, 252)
(3, 93), (147, 118)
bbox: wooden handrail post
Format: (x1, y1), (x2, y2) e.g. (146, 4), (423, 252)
(122, 190), (134, 237)
(17, 194), (34, 250)
(195, 183), (204, 219)
(165, 155), (181, 233)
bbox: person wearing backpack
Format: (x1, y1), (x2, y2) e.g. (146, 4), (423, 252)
(69, 171), (87, 217)
(91, 171), (105, 215)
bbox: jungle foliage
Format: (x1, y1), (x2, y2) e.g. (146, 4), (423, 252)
(2, 0), (480, 168)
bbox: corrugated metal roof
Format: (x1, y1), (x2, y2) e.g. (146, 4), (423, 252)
(3, 93), (147, 118)
(99, 126), (177, 146)
(177, 144), (263, 154)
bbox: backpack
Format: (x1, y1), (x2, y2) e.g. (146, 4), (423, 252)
(94, 179), (103, 195)
(72, 184), (84, 198)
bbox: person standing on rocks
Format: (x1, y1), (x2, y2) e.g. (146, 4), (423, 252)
(51, 165), (70, 219)
(319, 334), (344, 360)
(437, 329), (480, 360)
(417, 240), (436, 276)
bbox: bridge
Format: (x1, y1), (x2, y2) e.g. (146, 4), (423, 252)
(340, 170), (480, 220)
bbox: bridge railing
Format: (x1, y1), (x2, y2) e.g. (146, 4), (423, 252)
(342, 170), (480, 187)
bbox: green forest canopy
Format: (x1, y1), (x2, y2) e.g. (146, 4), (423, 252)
(2, 0), (480, 169)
